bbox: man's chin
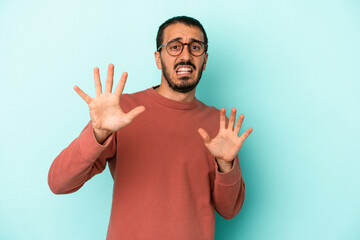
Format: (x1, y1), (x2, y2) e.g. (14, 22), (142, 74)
(172, 86), (196, 93)
(178, 76), (190, 81)
(170, 81), (198, 93)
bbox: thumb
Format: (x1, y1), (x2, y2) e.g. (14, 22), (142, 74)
(198, 128), (211, 144)
(127, 105), (145, 120)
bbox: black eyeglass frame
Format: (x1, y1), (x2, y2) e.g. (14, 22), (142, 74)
(157, 40), (208, 57)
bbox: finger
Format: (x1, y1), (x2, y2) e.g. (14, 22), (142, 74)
(198, 128), (211, 144)
(239, 128), (253, 142)
(74, 86), (92, 104)
(94, 67), (102, 96)
(105, 64), (114, 93)
(220, 108), (226, 129)
(228, 108), (237, 130)
(127, 105), (145, 120)
(114, 72), (128, 96)
(234, 114), (244, 135)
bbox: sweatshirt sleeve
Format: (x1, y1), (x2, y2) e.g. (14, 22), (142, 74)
(212, 155), (245, 220)
(48, 122), (117, 194)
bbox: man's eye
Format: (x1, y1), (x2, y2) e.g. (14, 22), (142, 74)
(170, 45), (181, 50)
(190, 43), (202, 51)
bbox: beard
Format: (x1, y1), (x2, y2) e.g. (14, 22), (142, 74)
(161, 58), (205, 93)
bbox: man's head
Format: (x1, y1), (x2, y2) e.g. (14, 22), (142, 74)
(156, 16), (208, 51)
(155, 16), (209, 93)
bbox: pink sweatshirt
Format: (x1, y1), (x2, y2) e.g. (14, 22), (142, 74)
(48, 87), (245, 240)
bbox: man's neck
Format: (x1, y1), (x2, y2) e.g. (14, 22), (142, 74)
(155, 83), (196, 103)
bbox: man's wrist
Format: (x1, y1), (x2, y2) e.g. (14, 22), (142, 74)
(93, 128), (112, 144)
(216, 158), (234, 173)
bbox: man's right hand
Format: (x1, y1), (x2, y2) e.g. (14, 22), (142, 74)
(74, 64), (145, 144)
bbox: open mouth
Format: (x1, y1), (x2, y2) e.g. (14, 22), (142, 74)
(176, 66), (193, 75)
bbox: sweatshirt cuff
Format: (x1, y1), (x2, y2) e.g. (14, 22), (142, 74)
(215, 157), (242, 186)
(78, 124), (114, 161)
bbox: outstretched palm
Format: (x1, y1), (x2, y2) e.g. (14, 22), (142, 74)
(74, 64), (145, 143)
(198, 108), (252, 163)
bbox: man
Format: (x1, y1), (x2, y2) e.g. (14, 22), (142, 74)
(48, 16), (253, 240)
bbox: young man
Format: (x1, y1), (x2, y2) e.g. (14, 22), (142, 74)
(48, 16), (253, 240)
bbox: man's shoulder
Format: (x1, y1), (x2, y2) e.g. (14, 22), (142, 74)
(122, 87), (149, 98)
(196, 99), (220, 116)
(194, 100), (221, 136)
(120, 87), (150, 110)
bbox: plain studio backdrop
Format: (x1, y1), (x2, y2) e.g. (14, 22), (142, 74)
(0, 0), (359, 239)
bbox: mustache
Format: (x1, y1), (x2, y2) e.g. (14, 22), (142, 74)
(174, 61), (196, 70)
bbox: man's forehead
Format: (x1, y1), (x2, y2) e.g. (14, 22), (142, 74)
(163, 23), (204, 43)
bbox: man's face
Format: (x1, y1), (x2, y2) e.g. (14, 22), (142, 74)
(155, 23), (208, 93)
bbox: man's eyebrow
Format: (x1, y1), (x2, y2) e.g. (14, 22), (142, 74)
(169, 37), (183, 42)
(168, 37), (203, 43)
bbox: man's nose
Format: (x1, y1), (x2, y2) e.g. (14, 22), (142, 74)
(179, 44), (192, 60)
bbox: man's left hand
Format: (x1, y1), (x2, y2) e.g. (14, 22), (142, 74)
(198, 108), (253, 173)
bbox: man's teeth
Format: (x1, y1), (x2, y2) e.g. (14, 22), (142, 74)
(177, 67), (192, 73)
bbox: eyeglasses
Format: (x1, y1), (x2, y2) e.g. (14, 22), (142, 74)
(157, 40), (208, 57)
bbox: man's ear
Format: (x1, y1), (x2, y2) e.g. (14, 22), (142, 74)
(202, 53), (209, 71)
(154, 51), (162, 70)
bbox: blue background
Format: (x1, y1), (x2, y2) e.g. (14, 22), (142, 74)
(1, 0), (359, 239)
